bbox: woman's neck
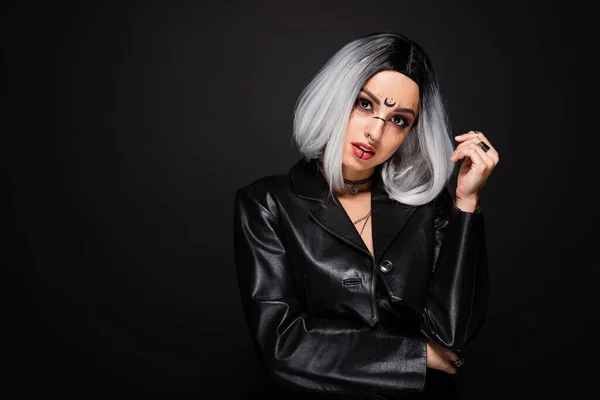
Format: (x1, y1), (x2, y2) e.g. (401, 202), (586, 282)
(342, 165), (375, 182)
(317, 157), (376, 195)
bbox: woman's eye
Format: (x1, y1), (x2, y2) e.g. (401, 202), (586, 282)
(357, 98), (372, 110)
(391, 115), (407, 127)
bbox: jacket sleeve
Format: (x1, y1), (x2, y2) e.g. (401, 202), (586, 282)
(233, 187), (428, 394)
(420, 187), (490, 350)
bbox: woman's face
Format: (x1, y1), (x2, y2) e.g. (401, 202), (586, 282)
(343, 70), (420, 172)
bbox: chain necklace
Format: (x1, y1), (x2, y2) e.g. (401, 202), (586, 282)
(352, 210), (372, 236)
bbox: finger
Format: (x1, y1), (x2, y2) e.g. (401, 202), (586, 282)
(454, 137), (490, 153)
(471, 132), (500, 159)
(470, 140), (499, 165)
(444, 362), (458, 375)
(470, 143), (496, 169)
(445, 350), (459, 363)
(451, 145), (492, 171)
(443, 350), (461, 374)
(427, 341), (457, 374)
(454, 130), (482, 142)
(455, 131), (500, 161)
(455, 135), (497, 155)
(453, 141), (494, 166)
(455, 130), (481, 139)
(452, 147), (492, 181)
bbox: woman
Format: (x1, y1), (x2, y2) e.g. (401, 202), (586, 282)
(233, 32), (498, 399)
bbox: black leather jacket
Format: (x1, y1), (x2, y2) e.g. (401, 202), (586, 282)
(233, 157), (489, 397)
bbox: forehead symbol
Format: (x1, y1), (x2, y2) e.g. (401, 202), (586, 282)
(384, 98), (396, 107)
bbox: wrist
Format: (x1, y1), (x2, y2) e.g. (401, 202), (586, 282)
(455, 197), (480, 213)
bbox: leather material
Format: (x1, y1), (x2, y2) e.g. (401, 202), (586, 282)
(233, 157), (489, 395)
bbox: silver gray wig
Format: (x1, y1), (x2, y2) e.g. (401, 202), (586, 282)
(293, 32), (454, 205)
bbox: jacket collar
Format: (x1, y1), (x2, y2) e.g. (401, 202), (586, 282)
(290, 157), (416, 261)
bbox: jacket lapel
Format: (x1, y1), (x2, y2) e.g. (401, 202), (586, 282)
(310, 192), (370, 257)
(290, 157), (416, 261)
(370, 178), (416, 261)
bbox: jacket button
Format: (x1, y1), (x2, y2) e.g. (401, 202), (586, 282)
(379, 260), (393, 273)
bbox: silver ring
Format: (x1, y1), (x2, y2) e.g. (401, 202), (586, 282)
(452, 357), (464, 369)
(367, 134), (376, 143)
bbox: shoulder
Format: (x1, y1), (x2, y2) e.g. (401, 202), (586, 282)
(237, 173), (291, 200)
(235, 168), (296, 218)
(236, 157), (310, 204)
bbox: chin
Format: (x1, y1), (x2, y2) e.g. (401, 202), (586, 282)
(343, 154), (377, 171)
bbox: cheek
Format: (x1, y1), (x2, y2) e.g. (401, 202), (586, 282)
(381, 133), (408, 156)
(345, 115), (364, 139)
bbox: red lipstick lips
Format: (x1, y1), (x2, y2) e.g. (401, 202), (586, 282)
(351, 142), (376, 160)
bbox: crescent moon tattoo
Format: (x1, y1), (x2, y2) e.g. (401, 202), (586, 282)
(384, 98), (396, 107)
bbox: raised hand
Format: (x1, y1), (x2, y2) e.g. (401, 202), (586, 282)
(450, 130), (499, 211)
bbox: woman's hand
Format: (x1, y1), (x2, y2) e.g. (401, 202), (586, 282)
(426, 340), (461, 374)
(450, 130), (500, 210)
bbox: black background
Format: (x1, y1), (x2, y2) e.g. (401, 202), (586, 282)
(3, 0), (598, 398)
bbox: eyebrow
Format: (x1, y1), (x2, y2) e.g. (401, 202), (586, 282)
(360, 88), (417, 117)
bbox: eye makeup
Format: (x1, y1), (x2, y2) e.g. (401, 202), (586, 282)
(354, 95), (413, 128)
(359, 89), (417, 117)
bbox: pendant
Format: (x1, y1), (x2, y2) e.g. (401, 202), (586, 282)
(351, 186), (359, 195)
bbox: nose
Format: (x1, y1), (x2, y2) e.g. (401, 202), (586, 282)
(365, 116), (386, 142)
